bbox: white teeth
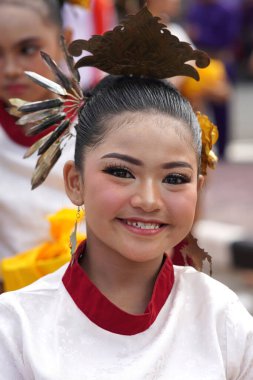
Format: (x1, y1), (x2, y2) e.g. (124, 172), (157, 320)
(125, 220), (161, 230)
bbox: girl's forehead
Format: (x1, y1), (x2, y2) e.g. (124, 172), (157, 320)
(101, 111), (192, 143)
(0, 4), (59, 44)
(88, 111), (196, 161)
(0, 5), (43, 26)
(0, 3), (55, 28)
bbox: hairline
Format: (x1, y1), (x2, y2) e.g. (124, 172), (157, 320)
(79, 108), (200, 171)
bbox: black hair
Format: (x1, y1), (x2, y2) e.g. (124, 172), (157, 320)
(0, 0), (63, 29)
(75, 75), (201, 171)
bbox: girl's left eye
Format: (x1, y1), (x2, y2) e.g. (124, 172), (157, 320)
(163, 173), (191, 185)
(103, 166), (134, 179)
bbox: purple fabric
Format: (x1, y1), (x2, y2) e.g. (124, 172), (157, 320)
(187, 2), (241, 50)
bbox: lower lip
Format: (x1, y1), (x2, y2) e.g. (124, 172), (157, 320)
(5, 85), (28, 96)
(118, 219), (166, 236)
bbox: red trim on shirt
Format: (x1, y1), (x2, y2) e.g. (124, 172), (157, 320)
(62, 241), (175, 335)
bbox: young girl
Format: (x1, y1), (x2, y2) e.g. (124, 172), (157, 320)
(0, 0), (73, 259)
(0, 7), (252, 379)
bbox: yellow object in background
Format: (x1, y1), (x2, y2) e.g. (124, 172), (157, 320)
(181, 59), (227, 100)
(68, 0), (91, 8)
(1, 208), (85, 292)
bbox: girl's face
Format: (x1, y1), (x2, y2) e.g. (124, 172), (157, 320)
(65, 111), (204, 264)
(0, 5), (62, 103)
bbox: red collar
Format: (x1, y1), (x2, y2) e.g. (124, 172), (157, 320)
(0, 100), (55, 147)
(62, 241), (175, 335)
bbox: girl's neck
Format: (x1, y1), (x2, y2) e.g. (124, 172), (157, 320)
(80, 240), (164, 315)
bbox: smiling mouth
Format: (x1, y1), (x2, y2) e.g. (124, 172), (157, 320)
(119, 219), (166, 231)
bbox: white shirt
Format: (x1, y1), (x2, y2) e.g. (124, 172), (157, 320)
(0, 263), (252, 380)
(0, 127), (74, 258)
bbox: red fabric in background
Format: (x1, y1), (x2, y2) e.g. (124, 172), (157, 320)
(0, 101), (56, 147)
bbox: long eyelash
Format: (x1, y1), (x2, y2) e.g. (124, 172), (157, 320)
(102, 163), (134, 177)
(164, 173), (191, 183)
(102, 163), (131, 172)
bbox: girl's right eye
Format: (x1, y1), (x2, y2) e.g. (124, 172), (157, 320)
(20, 45), (39, 56)
(102, 166), (134, 179)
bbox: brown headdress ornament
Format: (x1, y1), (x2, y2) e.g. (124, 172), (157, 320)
(8, 7), (216, 190)
(69, 7), (210, 79)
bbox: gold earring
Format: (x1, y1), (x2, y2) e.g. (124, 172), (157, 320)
(70, 206), (81, 264)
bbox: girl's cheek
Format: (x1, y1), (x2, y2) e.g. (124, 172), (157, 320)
(166, 191), (197, 217)
(85, 174), (128, 204)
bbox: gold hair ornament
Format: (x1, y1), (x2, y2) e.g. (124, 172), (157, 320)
(197, 112), (219, 175)
(8, 7), (212, 190)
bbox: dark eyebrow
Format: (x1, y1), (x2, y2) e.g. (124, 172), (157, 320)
(162, 161), (193, 170)
(101, 153), (143, 166)
(101, 153), (193, 170)
(15, 37), (41, 48)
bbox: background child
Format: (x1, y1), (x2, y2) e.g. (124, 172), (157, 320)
(0, 0), (74, 261)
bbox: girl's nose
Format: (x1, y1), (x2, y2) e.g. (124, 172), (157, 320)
(130, 180), (162, 212)
(4, 55), (22, 79)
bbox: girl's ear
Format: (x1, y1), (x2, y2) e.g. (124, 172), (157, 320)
(63, 160), (84, 206)
(197, 174), (205, 193)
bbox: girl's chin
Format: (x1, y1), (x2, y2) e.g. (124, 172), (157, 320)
(118, 247), (166, 264)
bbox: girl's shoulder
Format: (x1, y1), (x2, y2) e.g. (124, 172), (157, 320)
(0, 263), (68, 311)
(172, 264), (251, 315)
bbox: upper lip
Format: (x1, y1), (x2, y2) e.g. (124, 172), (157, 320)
(119, 217), (167, 225)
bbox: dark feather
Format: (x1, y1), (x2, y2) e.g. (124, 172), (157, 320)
(25, 113), (65, 136)
(23, 132), (53, 158)
(60, 35), (80, 82)
(31, 143), (62, 189)
(40, 51), (74, 93)
(38, 119), (70, 155)
(60, 36), (83, 98)
(19, 98), (63, 113)
(17, 109), (59, 126)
